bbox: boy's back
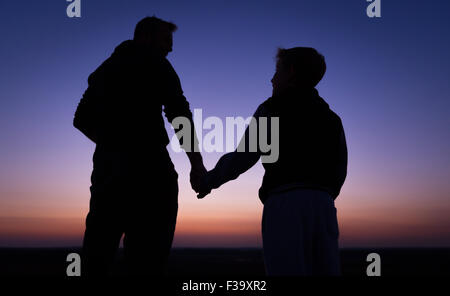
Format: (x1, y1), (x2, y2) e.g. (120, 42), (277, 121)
(259, 88), (347, 202)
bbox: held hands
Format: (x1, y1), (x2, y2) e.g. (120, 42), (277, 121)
(190, 162), (207, 193)
(196, 173), (212, 199)
(189, 166), (213, 199)
(190, 166), (212, 199)
(188, 154), (213, 199)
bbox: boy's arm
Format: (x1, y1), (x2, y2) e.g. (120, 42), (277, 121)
(203, 148), (260, 193)
(197, 105), (267, 198)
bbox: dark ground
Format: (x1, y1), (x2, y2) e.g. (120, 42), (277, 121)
(0, 248), (449, 276)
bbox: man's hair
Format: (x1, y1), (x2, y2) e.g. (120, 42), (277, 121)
(134, 16), (177, 40)
(276, 47), (326, 87)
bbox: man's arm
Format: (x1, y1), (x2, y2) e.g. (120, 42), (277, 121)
(73, 87), (99, 144)
(165, 95), (206, 192)
(160, 59), (206, 190)
(73, 57), (114, 144)
(334, 121), (348, 198)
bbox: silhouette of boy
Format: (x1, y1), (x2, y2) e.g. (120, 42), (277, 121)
(74, 16), (205, 276)
(198, 47), (347, 275)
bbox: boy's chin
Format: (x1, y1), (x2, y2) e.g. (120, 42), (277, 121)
(272, 89), (284, 97)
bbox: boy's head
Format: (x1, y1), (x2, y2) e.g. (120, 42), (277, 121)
(271, 47), (326, 96)
(134, 16), (177, 57)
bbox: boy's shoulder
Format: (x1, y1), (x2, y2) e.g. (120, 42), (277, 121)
(258, 94), (343, 127)
(257, 96), (277, 115)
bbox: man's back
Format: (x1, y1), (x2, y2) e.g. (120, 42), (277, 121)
(74, 40), (194, 160)
(77, 16), (207, 277)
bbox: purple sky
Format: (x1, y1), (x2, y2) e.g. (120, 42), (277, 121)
(0, 0), (449, 247)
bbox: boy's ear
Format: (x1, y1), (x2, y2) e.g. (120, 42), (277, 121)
(289, 64), (295, 72)
(288, 64), (296, 76)
(288, 64), (297, 82)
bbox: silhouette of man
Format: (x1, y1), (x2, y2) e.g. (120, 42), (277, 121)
(74, 16), (205, 276)
(197, 47), (347, 275)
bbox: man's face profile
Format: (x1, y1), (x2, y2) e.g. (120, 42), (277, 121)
(154, 29), (173, 57)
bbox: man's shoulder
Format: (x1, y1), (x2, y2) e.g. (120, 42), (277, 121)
(160, 58), (177, 73)
(327, 106), (343, 126)
(86, 40), (132, 83)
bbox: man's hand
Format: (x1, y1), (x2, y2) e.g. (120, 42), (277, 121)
(190, 162), (207, 193)
(187, 151), (206, 192)
(186, 152), (213, 198)
(196, 172), (212, 199)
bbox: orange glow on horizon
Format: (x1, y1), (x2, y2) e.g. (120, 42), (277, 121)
(1, 163), (450, 248)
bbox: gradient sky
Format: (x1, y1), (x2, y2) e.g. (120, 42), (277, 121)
(0, 0), (449, 248)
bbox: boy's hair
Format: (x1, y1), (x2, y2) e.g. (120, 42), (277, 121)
(134, 16), (177, 39)
(276, 47), (326, 87)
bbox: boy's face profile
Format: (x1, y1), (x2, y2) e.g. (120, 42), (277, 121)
(271, 61), (294, 96)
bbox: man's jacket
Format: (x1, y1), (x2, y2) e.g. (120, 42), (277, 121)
(74, 40), (193, 158)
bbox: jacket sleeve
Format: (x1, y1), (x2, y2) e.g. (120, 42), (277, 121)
(205, 104), (267, 189)
(73, 67), (107, 144)
(335, 121), (348, 195)
(160, 59), (199, 152)
(73, 55), (116, 143)
(73, 85), (99, 143)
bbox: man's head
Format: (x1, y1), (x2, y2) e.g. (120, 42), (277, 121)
(134, 16), (177, 57)
(271, 47), (326, 96)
